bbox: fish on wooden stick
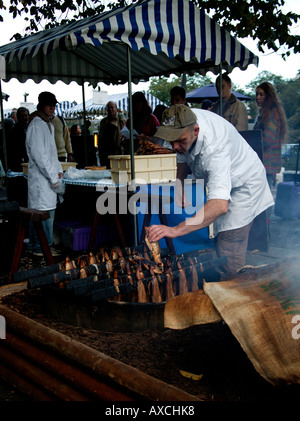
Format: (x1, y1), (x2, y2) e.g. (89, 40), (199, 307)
(136, 264), (147, 303)
(148, 267), (162, 303)
(111, 248), (119, 261)
(104, 251), (113, 273)
(187, 256), (199, 291)
(65, 257), (75, 274)
(112, 269), (121, 301)
(165, 273), (175, 301)
(177, 260), (189, 295)
(88, 251), (98, 265)
(144, 226), (163, 268)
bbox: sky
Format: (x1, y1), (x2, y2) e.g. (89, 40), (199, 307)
(0, 0), (299, 111)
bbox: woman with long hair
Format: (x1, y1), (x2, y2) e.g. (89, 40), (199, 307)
(125, 91), (160, 153)
(254, 81), (287, 188)
(127, 91), (160, 136)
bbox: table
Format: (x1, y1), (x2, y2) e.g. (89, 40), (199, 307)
(6, 171), (212, 253)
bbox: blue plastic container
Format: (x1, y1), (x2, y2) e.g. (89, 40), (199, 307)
(54, 220), (118, 251)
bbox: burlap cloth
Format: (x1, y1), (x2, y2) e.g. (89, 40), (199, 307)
(164, 259), (300, 385)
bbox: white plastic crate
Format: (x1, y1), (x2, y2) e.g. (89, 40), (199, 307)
(109, 154), (177, 184)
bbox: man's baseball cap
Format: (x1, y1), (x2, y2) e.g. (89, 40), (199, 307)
(154, 105), (197, 141)
(38, 91), (59, 106)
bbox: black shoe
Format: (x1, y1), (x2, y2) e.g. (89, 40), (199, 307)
(32, 249), (43, 257)
(50, 247), (62, 256)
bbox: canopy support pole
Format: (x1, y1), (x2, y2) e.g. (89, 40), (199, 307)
(127, 47), (135, 183)
(127, 45), (138, 247)
(181, 72), (187, 91)
(0, 79), (7, 172)
(219, 64), (223, 117)
(81, 79), (88, 167)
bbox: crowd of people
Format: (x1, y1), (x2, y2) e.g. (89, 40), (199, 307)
(0, 76), (287, 275)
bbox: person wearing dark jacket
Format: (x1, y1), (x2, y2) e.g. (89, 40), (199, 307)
(98, 101), (126, 168)
(211, 74), (248, 131)
(6, 107), (29, 172)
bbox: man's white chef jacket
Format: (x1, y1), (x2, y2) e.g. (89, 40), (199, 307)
(177, 109), (274, 235)
(26, 116), (63, 211)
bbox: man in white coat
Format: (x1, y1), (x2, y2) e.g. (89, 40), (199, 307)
(26, 91), (64, 255)
(148, 105), (274, 277)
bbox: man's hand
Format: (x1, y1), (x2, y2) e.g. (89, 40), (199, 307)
(147, 224), (178, 242)
(148, 199), (228, 242)
(51, 178), (65, 194)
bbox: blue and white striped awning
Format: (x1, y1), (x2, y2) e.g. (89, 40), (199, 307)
(0, 0), (258, 87)
(66, 91), (166, 116)
(55, 100), (77, 116)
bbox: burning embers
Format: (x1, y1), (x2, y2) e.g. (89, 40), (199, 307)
(14, 238), (226, 304)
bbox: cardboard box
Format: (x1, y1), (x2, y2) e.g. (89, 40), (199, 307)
(85, 166), (107, 170)
(109, 154), (177, 184)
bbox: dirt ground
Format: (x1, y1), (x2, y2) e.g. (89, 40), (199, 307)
(1, 287), (300, 402)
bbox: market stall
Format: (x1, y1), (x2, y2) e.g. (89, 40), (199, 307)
(0, 0), (259, 250)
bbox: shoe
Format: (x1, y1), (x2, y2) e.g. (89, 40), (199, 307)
(32, 249), (43, 257)
(50, 247), (62, 257)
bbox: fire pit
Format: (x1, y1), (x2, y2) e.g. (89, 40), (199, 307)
(13, 245), (225, 332)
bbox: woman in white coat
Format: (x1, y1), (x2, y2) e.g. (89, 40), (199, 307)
(26, 91), (64, 255)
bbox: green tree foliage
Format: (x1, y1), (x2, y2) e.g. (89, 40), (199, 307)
(245, 71), (287, 95)
(244, 71), (300, 142)
(149, 71), (300, 142)
(195, 0), (299, 57)
(148, 74), (213, 106)
(245, 71), (288, 120)
(280, 77), (300, 143)
(0, 0), (299, 57)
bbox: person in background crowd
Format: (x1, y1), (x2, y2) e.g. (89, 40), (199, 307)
(2, 118), (15, 135)
(26, 91), (64, 256)
(253, 81), (287, 190)
(170, 86), (188, 106)
(149, 105), (273, 278)
(202, 99), (212, 111)
(153, 104), (167, 124)
(98, 101), (126, 168)
(52, 115), (73, 162)
(6, 107), (29, 172)
(0, 118), (15, 170)
(127, 92), (159, 136)
(10, 109), (17, 123)
(211, 74), (248, 131)
(70, 124), (84, 167)
(70, 124), (82, 137)
(125, 92), (159, 153)
(81, 120), (92, 136)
